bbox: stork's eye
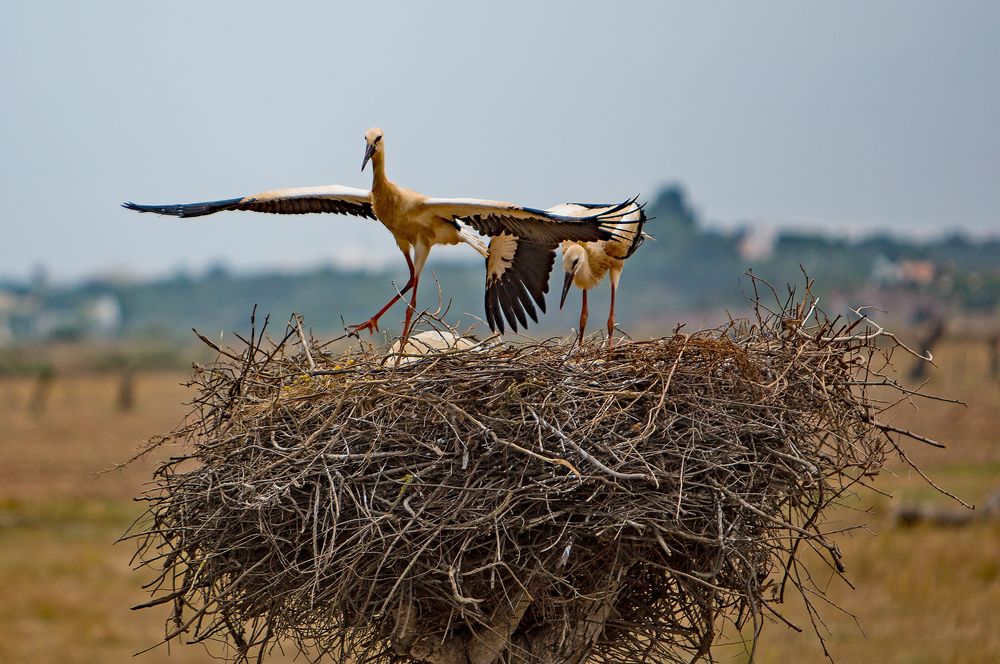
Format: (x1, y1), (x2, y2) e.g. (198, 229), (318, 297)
(374, 135), (382, 143)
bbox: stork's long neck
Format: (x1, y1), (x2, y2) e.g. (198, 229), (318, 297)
(576, 256), (596, 286)
(570, 246), (602, 289)
(370, 148), (389, 193)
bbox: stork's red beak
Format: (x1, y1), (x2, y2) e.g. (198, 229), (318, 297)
(559, 272), (574, 309)
(362, 143), (376, 172)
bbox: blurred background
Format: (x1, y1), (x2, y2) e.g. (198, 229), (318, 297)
(1, 1), (997, 662)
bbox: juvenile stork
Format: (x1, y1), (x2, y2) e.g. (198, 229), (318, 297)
(483, 201), (647, 337)
(557, 203), (649, 344)
(124, 127), (634, 339)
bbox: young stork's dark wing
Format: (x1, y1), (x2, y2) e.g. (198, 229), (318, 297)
(123, 185), (375, 219)
(422, 197), (637, 244)
(484, 235), (558, 333)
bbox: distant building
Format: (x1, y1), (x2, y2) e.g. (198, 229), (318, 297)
(87, 294), (123, 335)
(736, 225), (777, 261)
(897, 260), (936, 286)
(871, 256), (936, 287)
(0, 287), (123, 343)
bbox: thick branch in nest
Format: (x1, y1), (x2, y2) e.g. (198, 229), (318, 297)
(125, 280), (954, 663)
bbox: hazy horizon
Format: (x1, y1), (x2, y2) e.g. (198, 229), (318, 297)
(3, 1), (998, 281)
(8, 188), (998, 289)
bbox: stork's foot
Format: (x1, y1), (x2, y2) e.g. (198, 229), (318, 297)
(348, 318), (380, 337)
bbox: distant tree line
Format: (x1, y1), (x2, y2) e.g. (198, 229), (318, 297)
(3, 184), (998, 343)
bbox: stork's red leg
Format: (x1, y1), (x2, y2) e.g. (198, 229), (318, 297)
(400, 275), (420, 341)
(607, 280), (617, 347)
(350, 252), (415, 335)
(578, 289), (589, 344)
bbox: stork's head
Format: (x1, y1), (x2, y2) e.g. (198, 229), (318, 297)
(362, 127), (384, 171)
(559, 243), (586, 308)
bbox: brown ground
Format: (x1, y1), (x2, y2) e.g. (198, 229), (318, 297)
(0, 338), (997, 663)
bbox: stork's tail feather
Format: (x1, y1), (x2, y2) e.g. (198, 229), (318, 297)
(594, 198), (648, 243)
(621, 207), (649, 258)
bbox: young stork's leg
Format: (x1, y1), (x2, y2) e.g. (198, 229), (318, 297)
(607, 268), (621, 347)
(578, 289), (589, 344)
(350, 250), (415, 335)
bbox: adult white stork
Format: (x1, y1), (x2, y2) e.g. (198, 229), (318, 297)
(124, 127), (634, 339)
(556, 203), (649, 344)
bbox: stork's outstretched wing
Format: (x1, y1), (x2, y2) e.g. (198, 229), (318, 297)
(123, 185), (375, 219)
(423, 196), (638, 244)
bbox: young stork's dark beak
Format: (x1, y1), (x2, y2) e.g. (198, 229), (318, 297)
(559, 272), (574, 309)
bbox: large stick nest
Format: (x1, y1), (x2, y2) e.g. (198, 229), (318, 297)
(128, 279), (949, 663)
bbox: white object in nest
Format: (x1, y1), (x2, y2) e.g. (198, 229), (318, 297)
(385, 331), (480, 365)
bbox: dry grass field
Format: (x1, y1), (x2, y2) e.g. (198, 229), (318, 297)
(0, 337), (997, 663)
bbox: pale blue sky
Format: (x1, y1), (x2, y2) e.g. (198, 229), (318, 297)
(2, 1), (998, 280)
